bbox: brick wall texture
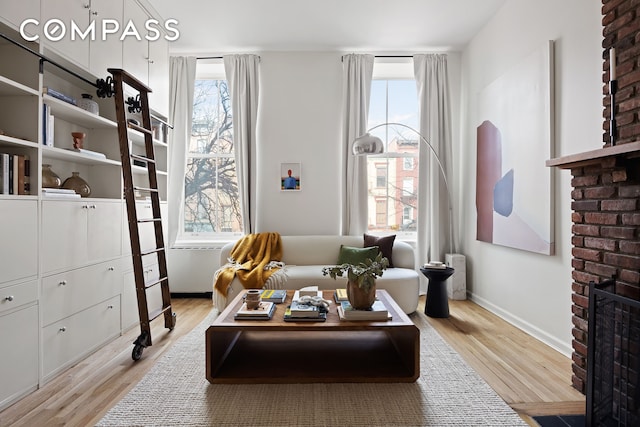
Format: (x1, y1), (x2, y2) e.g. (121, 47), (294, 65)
(569, 0), (640, 394)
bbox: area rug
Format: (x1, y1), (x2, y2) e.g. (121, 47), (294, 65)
(97, 309), (527, 426)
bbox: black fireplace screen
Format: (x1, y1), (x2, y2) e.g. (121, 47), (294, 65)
(587, 278), (640, 426)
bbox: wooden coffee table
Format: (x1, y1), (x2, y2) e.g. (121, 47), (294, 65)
(205, 289), (419, 383)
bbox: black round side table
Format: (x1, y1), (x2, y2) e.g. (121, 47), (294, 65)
(420, 267), (455, 318)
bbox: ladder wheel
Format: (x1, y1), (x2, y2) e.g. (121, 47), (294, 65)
(169, 312), (177, 331)
(132, 344), (144, 361)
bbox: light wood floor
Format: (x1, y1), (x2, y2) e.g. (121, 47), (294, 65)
(0, 296), (584, 426)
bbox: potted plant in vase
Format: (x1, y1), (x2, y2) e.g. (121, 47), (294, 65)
(322, 252), (389, 309)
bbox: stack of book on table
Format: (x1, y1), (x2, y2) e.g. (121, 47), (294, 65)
(337, 300), (391, 321)
(260, 289), (287, 303)
(234, 301), (275, 320)
(284, 300), (327, 322)
(333, 288), (348, 303)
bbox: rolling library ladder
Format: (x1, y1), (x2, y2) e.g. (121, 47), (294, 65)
(108, 68), (176, 361)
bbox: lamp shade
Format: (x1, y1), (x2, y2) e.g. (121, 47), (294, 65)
(352, 133), (384, 155)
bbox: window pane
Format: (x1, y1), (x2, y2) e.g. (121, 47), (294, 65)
(182, 73), (243, 239)
(367, 78), (419, 238)
(184, 157), (242, 234)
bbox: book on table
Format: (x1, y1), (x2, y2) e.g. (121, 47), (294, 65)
(334, 288), (348, 303)
(287, 300), (322, 318)
(259, 289), (287, 303)
(283, 306), (327, 322)
(234, 301), (275, 320)
(337, 300), (391, 321)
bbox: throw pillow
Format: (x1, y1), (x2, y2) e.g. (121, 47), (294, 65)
(337, 245), (379, 265)
(364, 233), (396, 267)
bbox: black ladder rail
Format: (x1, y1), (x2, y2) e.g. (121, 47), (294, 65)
(108, 68), (176, 361)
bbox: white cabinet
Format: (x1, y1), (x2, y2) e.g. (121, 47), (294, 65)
(0, 301), (38, 410)
(0, 199), (37, 284)
(41, 260), (121, 326)
(122, 0), (169, 116)
(41, 199), (122, 273)
(0, 0), (40, 36)
(40, 0), (123, 75)
(40, 0), (92, 69)
(42, 295), (120, 381)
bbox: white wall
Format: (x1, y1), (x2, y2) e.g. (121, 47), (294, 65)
(460, 0), (602, 355)
(256, 52), (344, 234)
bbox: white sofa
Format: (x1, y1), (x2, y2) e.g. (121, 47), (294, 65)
(215, 235), (420, 314)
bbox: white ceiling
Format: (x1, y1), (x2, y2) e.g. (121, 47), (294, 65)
(146, 0), (506, 54)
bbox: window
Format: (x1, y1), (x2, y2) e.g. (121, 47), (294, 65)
(366, 69), (419, 240)
(181, 61), (243, 240)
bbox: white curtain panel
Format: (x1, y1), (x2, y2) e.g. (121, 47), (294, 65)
(414, 54), (454, 265)
(341, 54), (374, 236)
(224, 54), (260, 234)
(167, 56), (197, 246)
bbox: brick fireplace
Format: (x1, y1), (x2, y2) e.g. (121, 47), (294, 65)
(547, 0), (640, 395)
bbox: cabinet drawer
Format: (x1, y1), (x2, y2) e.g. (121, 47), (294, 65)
(41, 261), (120, 326)
(0, 280), (37, 316)
(0, 305), (38, 410)
(0, 199), (37, 284)
(42, 296), (120, 381)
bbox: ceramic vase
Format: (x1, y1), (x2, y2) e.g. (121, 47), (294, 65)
(72, 132), (86, 149)
(41, 164), (61, 188)
(62, 172), (91, 197)
(78, 93), (99, 115)
(347, 280), (376, 310)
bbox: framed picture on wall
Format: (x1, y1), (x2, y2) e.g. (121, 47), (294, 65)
(280, 162), (301, 191)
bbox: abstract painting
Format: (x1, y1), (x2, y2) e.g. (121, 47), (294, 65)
(476, 41), (555, 255)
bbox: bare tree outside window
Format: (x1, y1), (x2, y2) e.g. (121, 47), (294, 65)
(184, 79), (243, 235)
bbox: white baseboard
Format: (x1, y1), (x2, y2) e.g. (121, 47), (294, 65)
(468, 292), (573, 358)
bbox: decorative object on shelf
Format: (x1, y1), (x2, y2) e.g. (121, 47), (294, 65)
(62, 172), (91, 198)
(244, 289), (261, 310)
(78, 93), (99, 115)
(322, 252), (389, 310)
(41, 164), (62, 188)
(72, 132), (86, 149)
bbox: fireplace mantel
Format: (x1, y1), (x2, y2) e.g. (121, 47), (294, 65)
(546, 141), (640, 169)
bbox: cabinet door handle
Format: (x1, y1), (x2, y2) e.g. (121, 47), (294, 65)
(108, 266), (115, 271)
(82, 204), (89, 209)
(59, 327), (67, 332)
(4, 295), (14, 302)
(107, 305), (114, 309)
(92, 11), (98, 16)
(59, 280), (67, 286)
(90, 204), (97, 209)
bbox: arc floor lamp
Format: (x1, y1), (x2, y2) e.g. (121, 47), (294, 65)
(352, 122), (455, 257)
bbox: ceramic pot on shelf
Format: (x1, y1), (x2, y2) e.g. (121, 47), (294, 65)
(62, 172), (91, 198)
(41, 164), (61, 188)
(78, 93), (99, 115)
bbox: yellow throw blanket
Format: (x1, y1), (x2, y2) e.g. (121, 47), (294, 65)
(214, 232), (283, 297)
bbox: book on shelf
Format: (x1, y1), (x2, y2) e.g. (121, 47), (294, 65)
(334, 288), (348, 303)
(337, 300), (391, 321)
(283, 307), (327, 322)
(64, 148), (107, 159)
(260, 289), (287, 303)
(42, 103), (55, 147)
(42, 188), (81, 198)
(43, 87), (77, 106)
(234, 301), (275, 320)
(0, 153), (29, 195)
(0, 153), (9, 194)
